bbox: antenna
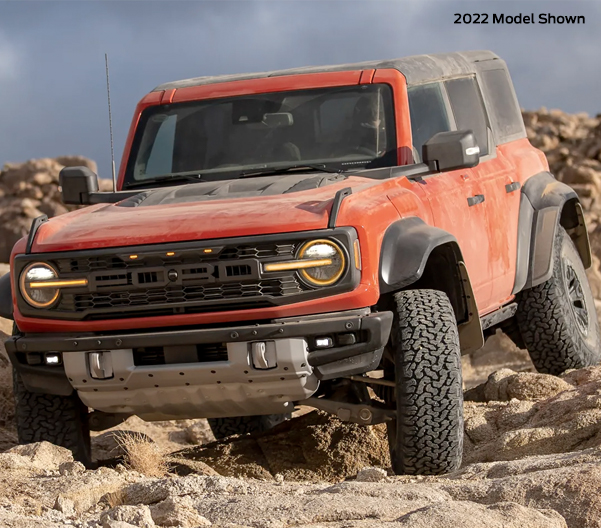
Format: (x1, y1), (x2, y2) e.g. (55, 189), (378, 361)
(105, 53), (116, 192)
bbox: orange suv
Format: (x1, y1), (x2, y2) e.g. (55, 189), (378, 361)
(2, 50), (599, 474)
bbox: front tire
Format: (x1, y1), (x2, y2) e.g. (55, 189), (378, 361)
(516, 226), (601, 375)
(13, 368), (92, 466)
(387, 290), (463, 475)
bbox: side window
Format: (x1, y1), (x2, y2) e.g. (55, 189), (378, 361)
(445, 77), (490, 157)
(480, 69), (525, 141)
(407, 83), (451, 162)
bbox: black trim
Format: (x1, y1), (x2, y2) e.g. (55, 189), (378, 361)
(7, 349), (73, 396)
(467, 194), (485, 207)
(328, 187), (352, 229)
(379, 217), (457, 294)
(26, 215), (48, 254)
(88, 191), (145, 205)
(4, 310), (393, 394)
(518, 172), (584, 289)
(505, 181), (521, 193)
(0, 273), (12, 320)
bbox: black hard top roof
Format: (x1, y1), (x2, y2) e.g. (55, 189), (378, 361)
(153, 50), (503, 92)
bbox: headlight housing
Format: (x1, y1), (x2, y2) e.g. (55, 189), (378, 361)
(297, 239), (346, 287)
(20, 262), (60, 308)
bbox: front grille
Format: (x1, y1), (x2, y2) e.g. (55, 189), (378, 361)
(49, 241), (304, 320)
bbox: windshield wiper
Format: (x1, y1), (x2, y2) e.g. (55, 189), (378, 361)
(239, 164), (343, 179)
(125, 173), (206, 189)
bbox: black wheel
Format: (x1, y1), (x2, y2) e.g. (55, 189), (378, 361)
(516, 226), (601, 375)
(387, 290), (463, 475)
(208, 413), (291, 440)
(13, 368), (91, 466)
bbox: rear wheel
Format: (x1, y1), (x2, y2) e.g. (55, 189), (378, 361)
(208, 413), (291, 440)
(13, 368), (92, 466)
(516, 226), (601, 375)
(386, 290), (463, 475)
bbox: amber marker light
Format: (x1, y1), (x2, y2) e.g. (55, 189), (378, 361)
(129, 255), (138, 260)
(203, 249), (213, 253)
(354, 239), (362, 270)
(263, 259), (333, 272)
(29, 279), (88, 289)
(166, 252), (175, 257)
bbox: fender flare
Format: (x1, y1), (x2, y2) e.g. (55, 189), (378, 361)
(513, 172), (591, 293)
(379, 217), (457, 294)
(379, 217), (484, 354)
(0, 273), (13, 321)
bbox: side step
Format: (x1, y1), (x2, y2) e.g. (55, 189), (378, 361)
(480, 302), (518, 331)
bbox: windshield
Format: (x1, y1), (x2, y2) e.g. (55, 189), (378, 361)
(123, 84), (396, 187)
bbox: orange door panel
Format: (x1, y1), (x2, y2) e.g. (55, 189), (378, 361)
(419, 170), (492, 311)
(474, 150), (521, 306)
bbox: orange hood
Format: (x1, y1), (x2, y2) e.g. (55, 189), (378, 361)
(32, 174), (382, 253)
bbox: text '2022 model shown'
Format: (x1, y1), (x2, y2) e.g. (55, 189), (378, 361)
(2, 50), (599, 474)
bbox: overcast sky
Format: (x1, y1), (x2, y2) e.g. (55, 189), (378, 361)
(0, 0), (599, 179)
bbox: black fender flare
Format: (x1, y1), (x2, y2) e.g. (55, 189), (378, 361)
(513, 172), (591, 293)
(379, 217), (457, 294)
(379, 217), (484, 354)
(0, 273), (13, 321)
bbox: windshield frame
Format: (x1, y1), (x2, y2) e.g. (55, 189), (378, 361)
(122, 83), (397, 190)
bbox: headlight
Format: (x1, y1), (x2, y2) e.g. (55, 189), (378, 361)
(20, 262), (60, 308)
(297, 239), (346, 286)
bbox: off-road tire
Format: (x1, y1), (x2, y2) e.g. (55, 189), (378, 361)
(387, 290), (463, 475)
(13, 368), (92, 466)
(208, 413), (291, 440)
(516, 226), (601, 375)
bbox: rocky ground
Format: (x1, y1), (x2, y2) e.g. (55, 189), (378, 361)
(1, 108), (601, 526)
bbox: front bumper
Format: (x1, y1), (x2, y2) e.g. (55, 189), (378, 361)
(6, 310), (392, 418)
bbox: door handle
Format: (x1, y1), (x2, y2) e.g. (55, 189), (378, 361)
(467, 194), (485, 207)
(505, 182), (521, 193)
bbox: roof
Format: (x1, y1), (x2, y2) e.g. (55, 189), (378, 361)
(153, 50), (502, 92)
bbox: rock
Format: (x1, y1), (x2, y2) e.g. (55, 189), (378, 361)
(59, 461), (86, 476)
(184, 420), (215, 445)
(149, 496), (212, 526)
(0, 156), (101, 262)
(395, 501), (566, 528)
(101, 505), (155, 528)
(6, 441), (73, 470)
(356, 467), (388, 482)
(53, 496), (75, 515)
(470, 369), (574, 402)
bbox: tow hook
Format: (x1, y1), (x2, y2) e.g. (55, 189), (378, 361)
(298, 397), (396, 425)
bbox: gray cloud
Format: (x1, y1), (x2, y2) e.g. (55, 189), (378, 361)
(0, 0), (599, 179)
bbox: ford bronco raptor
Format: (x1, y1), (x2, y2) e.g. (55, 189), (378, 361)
(1, 50), (599, 474)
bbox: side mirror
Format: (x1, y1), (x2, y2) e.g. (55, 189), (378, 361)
(422, 130), (480, 172)
(59, 166), (99, 205)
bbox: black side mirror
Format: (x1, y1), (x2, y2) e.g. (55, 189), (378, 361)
(422, 130), (480, 172)
(59, 166), (99, 205)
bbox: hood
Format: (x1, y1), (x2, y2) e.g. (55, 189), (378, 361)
(32, 173), (380, 253)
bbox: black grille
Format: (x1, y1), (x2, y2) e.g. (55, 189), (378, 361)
(52, 240), (303, 320)
(55, 243), (296, 274)
(62, 277), (301, 311)
(133, 343), (228, 366)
